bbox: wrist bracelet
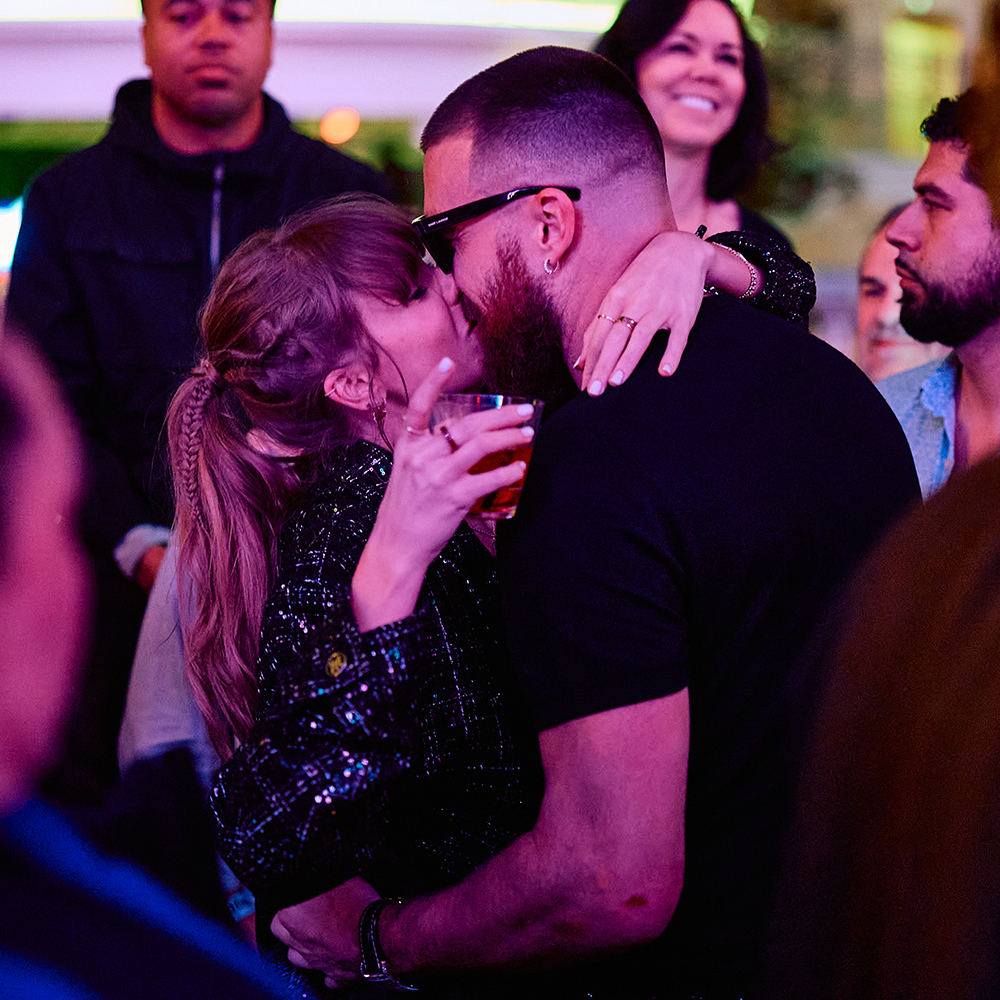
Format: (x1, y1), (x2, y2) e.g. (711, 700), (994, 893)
(716, 242), (758, 299)
(359, 897), (418, 991)
(707, 231), (816, 327)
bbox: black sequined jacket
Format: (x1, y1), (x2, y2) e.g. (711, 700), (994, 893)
(211, 441), (544, 913)
(709, 230), (815, 327)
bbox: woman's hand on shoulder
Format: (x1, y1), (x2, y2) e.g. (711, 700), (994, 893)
(577, 231), (763, 395)
(351, 359), (536, 632)
(577, 231), (715, 395)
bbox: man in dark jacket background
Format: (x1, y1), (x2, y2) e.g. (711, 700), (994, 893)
(4, 0), (391, 806)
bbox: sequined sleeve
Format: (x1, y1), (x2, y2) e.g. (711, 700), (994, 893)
(210, 478), (451, 904)
(709, 231), (816, 327)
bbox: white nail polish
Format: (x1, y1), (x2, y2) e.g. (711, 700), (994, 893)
(522, 426), (535, 438)
(589, 380), (603, 395)
(517, 404), (534, 416)
(439, 357), (453, 371)
(610, 370), (624, 386)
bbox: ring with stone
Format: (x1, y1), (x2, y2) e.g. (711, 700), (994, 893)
(441, 426), (459, 453)
(617, 315), (639, 334)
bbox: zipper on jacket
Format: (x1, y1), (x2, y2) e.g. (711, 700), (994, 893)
(210, 159), (225, 278)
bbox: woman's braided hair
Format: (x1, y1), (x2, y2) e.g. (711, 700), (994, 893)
(166, 193), (425, 757)
(175, 371), (216, 534)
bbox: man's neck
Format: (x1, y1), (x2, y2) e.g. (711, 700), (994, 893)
(558, 214), (673, 387)
(954, 322), (1000, 469)
(151, 93), (265, 155)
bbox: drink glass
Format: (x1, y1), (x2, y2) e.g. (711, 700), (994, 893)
(430, 393), (545, 519)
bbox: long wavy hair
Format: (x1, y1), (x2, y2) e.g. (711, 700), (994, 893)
(167, 194), (424, 758)
(594, 0), (777, 201)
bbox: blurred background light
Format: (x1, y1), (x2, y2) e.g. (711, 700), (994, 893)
(320, 107), (362, 144)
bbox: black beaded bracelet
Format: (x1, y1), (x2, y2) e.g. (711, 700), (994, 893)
(359, 897), (419, 991)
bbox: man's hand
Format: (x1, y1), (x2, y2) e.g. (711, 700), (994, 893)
(271, 876), (381, 989)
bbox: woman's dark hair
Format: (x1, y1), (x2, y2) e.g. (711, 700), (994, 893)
(594, 0), (777, 200)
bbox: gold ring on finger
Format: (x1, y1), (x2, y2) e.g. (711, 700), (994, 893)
(617, 315), (638, 334)
(441, 426), (459, 453)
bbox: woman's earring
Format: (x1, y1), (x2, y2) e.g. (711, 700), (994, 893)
(372, 397), (390, 449)
(543, 258), (559, 275)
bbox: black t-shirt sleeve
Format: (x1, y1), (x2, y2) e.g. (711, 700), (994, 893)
(498, 404), (689, 733)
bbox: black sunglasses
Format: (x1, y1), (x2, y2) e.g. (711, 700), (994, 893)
(412, 186), (582, 273)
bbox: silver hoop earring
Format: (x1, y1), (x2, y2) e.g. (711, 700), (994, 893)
(543, 258), (558, 275)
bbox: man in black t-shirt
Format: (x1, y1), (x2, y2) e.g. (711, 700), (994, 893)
(270, 46), (920, 998)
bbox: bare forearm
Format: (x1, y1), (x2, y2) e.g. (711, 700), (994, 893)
(705, 242), (762, 299)
(380, 823), (677, 975)
(378, 701), (689, 976)
(350, 528), (429, 632)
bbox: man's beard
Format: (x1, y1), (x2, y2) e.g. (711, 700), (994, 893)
(899, 239), (1000, 348)
(465, 242), (579, 407)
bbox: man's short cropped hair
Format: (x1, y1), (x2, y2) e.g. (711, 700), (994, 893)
(420, 46), (665, 187)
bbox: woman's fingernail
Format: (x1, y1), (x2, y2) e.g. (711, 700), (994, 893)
(517, 404), (534, 416)
(589, 380), (604, 396)
(610, 370), (624, 386)
(439, 357), (453, 371)
(573, 354), (585, 370)
(660, 363), (673, 376)
(521, 426), (535, 438)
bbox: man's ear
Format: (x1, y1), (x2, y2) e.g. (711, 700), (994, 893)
(526, 187), (578, 270)
(324, 364), (373, 412)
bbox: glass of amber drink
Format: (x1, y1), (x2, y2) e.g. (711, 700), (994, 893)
(430, 393), (545, 518)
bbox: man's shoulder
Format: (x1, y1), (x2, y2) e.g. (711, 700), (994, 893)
(876, 354), (954, 412)
(284, 129), (389, 184)
(651, 294), (868, 403)
(24, 137), (116, 195)
(260, 98), (391, 198)
(543, 294), (909, 477)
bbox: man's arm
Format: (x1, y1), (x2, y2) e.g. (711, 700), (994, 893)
(274, 690), (688, 981)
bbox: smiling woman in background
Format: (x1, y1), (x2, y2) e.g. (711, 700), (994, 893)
(596, 0), (790, 247)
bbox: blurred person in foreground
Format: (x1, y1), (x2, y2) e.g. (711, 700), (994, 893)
(0, 330), (289, 1000)
(4, 0), (389, 805)
(877, 91), (1000, 500)
(764, 450), (1000, 1000)
(270, 46), (918, 999)
(854, 203), (948, 383)
(595, 0), (791, 247)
